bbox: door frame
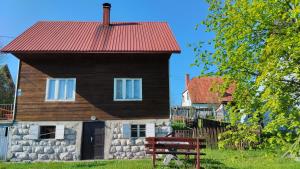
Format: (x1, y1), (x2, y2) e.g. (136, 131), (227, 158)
(81, 121), (105, 160)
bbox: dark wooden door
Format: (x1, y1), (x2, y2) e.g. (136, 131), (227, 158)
(81, 121), (105, 160)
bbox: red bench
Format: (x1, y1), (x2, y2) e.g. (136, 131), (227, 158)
(145, 137), (206, 169)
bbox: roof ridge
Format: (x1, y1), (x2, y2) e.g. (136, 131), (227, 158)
(37, 21), (168, 23)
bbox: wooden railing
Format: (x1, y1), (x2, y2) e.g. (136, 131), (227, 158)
(171, 106), (215, 119)
(0, 104), (13, 120)
(173, 118), (229, 148)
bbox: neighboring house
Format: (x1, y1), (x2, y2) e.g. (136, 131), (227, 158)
(0, 64), (15, 105)
(0, 3), (180, 161)
(181, 74), (233, 121)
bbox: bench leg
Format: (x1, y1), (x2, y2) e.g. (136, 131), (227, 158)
(152, 154), (156, 168)
(196, 138), (200, 169)
(194, 155), (197, 167)
(152, 148), (156, 168)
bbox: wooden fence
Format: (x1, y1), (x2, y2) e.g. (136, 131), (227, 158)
(0, 104), (13, 120)
(173, 118), (229, 148)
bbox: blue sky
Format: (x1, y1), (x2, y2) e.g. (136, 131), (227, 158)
(0, 0), (213, 106)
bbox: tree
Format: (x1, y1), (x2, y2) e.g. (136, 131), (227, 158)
(0, 41), (15, 104)
(0, 65), (14, 104)
(193, 0), (300, 155)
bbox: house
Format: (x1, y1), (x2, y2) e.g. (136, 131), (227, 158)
(0, 3), (180, 161)
(181, 74), (233, 121)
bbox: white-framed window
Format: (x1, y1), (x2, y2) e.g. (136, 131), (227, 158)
(113, 78), (142, 101)
(45, 78), (76, 101)
(130, 124), (146, 137)
(39, 126), (56, 139)
(122, 123), (155, 138)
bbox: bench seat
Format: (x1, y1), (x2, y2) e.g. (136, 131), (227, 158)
(146, 150), (206, 156)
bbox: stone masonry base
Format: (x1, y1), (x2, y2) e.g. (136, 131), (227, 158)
(8, 122), (82, 162)
(104, 119), (170, 159)
(7, 119), (170, 161)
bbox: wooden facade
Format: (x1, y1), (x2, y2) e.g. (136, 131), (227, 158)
(14, 53), (170, 121)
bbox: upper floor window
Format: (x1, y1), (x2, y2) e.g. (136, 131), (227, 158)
(46, 78), (76, 101)
(114, 78), (142, 101)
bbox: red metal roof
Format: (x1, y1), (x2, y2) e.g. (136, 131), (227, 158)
(187, 77), (234, 104)
(1, 21), (181, 53)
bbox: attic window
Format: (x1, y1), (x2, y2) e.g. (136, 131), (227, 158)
(114, 78), (142, 101)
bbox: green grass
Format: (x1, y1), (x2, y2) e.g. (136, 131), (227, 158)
(0, 149), (299, 169)
(202, 149), (300, 169)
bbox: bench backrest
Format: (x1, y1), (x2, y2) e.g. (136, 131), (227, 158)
(145, 137), (206, 150)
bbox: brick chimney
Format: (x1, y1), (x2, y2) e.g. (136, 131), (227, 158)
(103, 3), (111, 26)
(185, 74), (190, 89)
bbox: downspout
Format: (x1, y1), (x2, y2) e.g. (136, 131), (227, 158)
(12, 59), (20, 124)
(168, 58), (171, 120)
(168, 57), (172, 134)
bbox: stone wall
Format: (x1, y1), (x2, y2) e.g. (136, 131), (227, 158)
(7, 120), (170, 161)
(8, 122), (82, 162)
(105, 119), (170, 159)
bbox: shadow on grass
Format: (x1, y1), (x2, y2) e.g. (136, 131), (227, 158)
(201, 158), (235, 169)
(73, 161), (115, 168)
(155, 158), (235, 169)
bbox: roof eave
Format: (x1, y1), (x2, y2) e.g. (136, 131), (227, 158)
(1, 50), (181, 54)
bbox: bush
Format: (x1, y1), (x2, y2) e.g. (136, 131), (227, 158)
(171, 122), (188, 130)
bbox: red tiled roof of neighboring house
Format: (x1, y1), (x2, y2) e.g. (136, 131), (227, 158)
(1, 21), (181, 54)
(187, 77), (234, 104)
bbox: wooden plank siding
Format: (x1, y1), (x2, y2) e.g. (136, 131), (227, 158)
(14, 53), (171, 121)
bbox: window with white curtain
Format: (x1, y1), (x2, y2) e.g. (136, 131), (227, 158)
(114, 78), (142, 101)
(46, 78), (76, 101)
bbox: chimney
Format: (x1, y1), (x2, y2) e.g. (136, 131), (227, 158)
(185, 74), (190, 89)
(103, 3), (111, 26)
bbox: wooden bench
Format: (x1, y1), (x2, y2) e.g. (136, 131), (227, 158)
(145, 137), (206, 169)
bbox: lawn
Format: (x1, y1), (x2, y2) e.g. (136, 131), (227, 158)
(0, 149), (299, 169)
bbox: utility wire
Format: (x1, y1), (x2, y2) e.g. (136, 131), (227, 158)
(0, 35), (15, 39)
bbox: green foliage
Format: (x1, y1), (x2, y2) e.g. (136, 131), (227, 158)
(218, 124), (261, 150)
(0, 65), (14, 104)
(171, 121), (188, 130)
(193, 0), (300, 155)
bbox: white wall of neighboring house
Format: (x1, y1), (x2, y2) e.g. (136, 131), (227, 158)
(215, 104), (227, 121)
(181, 90), (191, 107)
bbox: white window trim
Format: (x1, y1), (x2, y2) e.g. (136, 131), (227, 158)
(113, 78), (142, 101)
(45, 78), (76, 102)
(130, 124), (146, 138)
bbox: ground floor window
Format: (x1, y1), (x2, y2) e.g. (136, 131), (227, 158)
(131, 124), (146, 137)
(40, 126), (56, 139)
